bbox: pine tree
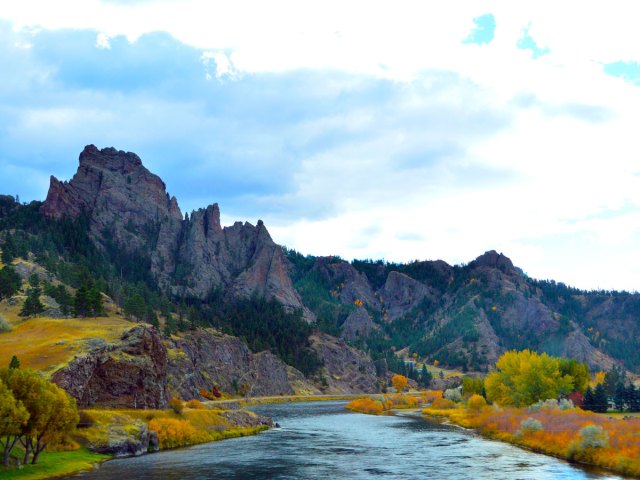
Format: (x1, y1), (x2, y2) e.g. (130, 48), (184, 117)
(8, 355), (20, 369)
(593, 383), (609, 413)
(1, 232), (16, 264)
(19, 287), (45, 317)
(583, 386), (595, 411)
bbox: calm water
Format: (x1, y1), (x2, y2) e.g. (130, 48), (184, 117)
(65, 401), (627, 479)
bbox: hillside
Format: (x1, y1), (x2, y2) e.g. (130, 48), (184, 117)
(1, 145), (639, 412)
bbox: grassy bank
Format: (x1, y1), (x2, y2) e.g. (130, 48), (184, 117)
(422, 402), (640, 478)
(0, 447), (109, 480)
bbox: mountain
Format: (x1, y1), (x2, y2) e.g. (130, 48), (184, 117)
(1, 144), (639, 412)
(41, 145), (312, 320)
(286, 249), (640, 374)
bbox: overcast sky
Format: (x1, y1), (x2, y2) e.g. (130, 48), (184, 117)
(1, 1), (640, 291)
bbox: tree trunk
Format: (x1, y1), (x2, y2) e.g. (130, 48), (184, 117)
(31, 438), (46, 465)
(2, 436), (20, 467)
(21, 437), (32, 465)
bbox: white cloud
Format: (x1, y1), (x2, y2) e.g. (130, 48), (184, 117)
(3, 1), (640, 290)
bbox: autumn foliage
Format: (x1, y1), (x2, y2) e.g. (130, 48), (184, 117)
(186, 399), (205, 409)
(346, 394), (420, 415)
(391, 374), (408, 392)
(423, 400), (640, 477)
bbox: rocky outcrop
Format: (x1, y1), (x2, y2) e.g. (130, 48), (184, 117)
(312, 257), (380, 309)
(310, 333), (378, 393)
(52, 325), (169, 409)
(40, 145), (311, 319)
(382, 271), (435, 322)
(341, 308), (375, 342)
(166, 329), (320, 399)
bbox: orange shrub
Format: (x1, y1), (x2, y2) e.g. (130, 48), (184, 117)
(346, 398), (383, 415)
(186, 399), (205, 409)
(431, 398), (456, 409)
(148, 418), (204, 449)
(169, 397), (184, 414)
(467, 394), (487, 412)
(422, 390), (443, 404)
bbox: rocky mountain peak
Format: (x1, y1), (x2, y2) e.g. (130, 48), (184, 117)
(472, 250), (515, 273)
(40, 145), (311, 320)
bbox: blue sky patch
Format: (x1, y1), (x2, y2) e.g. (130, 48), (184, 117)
(603, 61), (640, 85)
(517, 24), (550, 58)
(463, 14), (495, 45)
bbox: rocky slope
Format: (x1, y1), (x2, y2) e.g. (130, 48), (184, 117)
(289, 250), (638, 373)
(41, 145), (311, 319)
(51, 324), (323, 408)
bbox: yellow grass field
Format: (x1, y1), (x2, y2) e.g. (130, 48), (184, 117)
(0, 314), (132, 376)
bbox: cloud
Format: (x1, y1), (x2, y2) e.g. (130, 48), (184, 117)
(2, 4), (640, 290)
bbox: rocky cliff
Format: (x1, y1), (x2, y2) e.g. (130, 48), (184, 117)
(52, 325), (322, 408)
(166, 329), (320, 399)
(52, 325), (169, 408)
(41, 145), (311, 319)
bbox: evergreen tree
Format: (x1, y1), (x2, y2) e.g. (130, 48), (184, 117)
(420, 364), (432, 388)
(8, 356), (19, 369)
(583, 386), (595, 411)
(163, 313), (177, 336)
(1, 232), (16, 264)
(593, 383), (609, 413)
(124, 293), (146, 321)
(74, 285), (91, 317)
(614, 382), (627, 411)
(19, 287), (45, 317)
(145, 307), (160, 329)
(0, 266), (21, 300)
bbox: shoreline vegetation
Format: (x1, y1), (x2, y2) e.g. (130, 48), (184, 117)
(1, 394), (361, 480)
(345, 391), (640, 479)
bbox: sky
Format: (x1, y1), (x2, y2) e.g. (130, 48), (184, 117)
(1, 1), (640, 291)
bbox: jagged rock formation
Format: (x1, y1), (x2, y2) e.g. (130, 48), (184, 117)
(52, 325), (169, 409)
(340, 308), (375, 342)
(41, 145), (311, 319)
(166, 329), (320, 399)
(310, 333), (378, 393)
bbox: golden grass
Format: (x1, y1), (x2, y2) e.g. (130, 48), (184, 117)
(422, 403), (640, 478)
(78, 407), (267, 451)
(0, 315), (132, 375)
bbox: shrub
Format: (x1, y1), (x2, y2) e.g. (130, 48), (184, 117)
(443, 387), (462, 403)
(186, 399), (205, 409)
(467, 394), (487, 412)
(169, 398), (184, 414)
(431, 397), (456, 409)
(346, 397), (384, 415)
(148, 418), (204, 449)
(577, 424), (609, 449)
(0, 313), (11, 333)
(520, 417), (543, 433)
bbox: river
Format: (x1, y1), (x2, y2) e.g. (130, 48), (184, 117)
(64, 401), (626, 479)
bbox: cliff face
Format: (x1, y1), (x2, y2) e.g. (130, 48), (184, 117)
(166, 329), (320, 399)
(310, 333), (378, 394)
(41, 145), (310, 319)
(52, 325), (321, 408)
(52, 325), (169, 409)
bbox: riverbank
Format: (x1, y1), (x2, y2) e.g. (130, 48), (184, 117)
(0, 394), (368, 480)
(421, 402), (640, 478)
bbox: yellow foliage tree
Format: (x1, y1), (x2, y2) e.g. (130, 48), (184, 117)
(391, 374), (408, 392)
(467, 393), (487, 412)
(484, 350), (574, 407)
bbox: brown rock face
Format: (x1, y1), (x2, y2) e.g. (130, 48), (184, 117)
(40, 145), (310, 318)
(52, 325), (169, 409)
(166, 329), (320, 399)
(310, 333), (378, 394)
